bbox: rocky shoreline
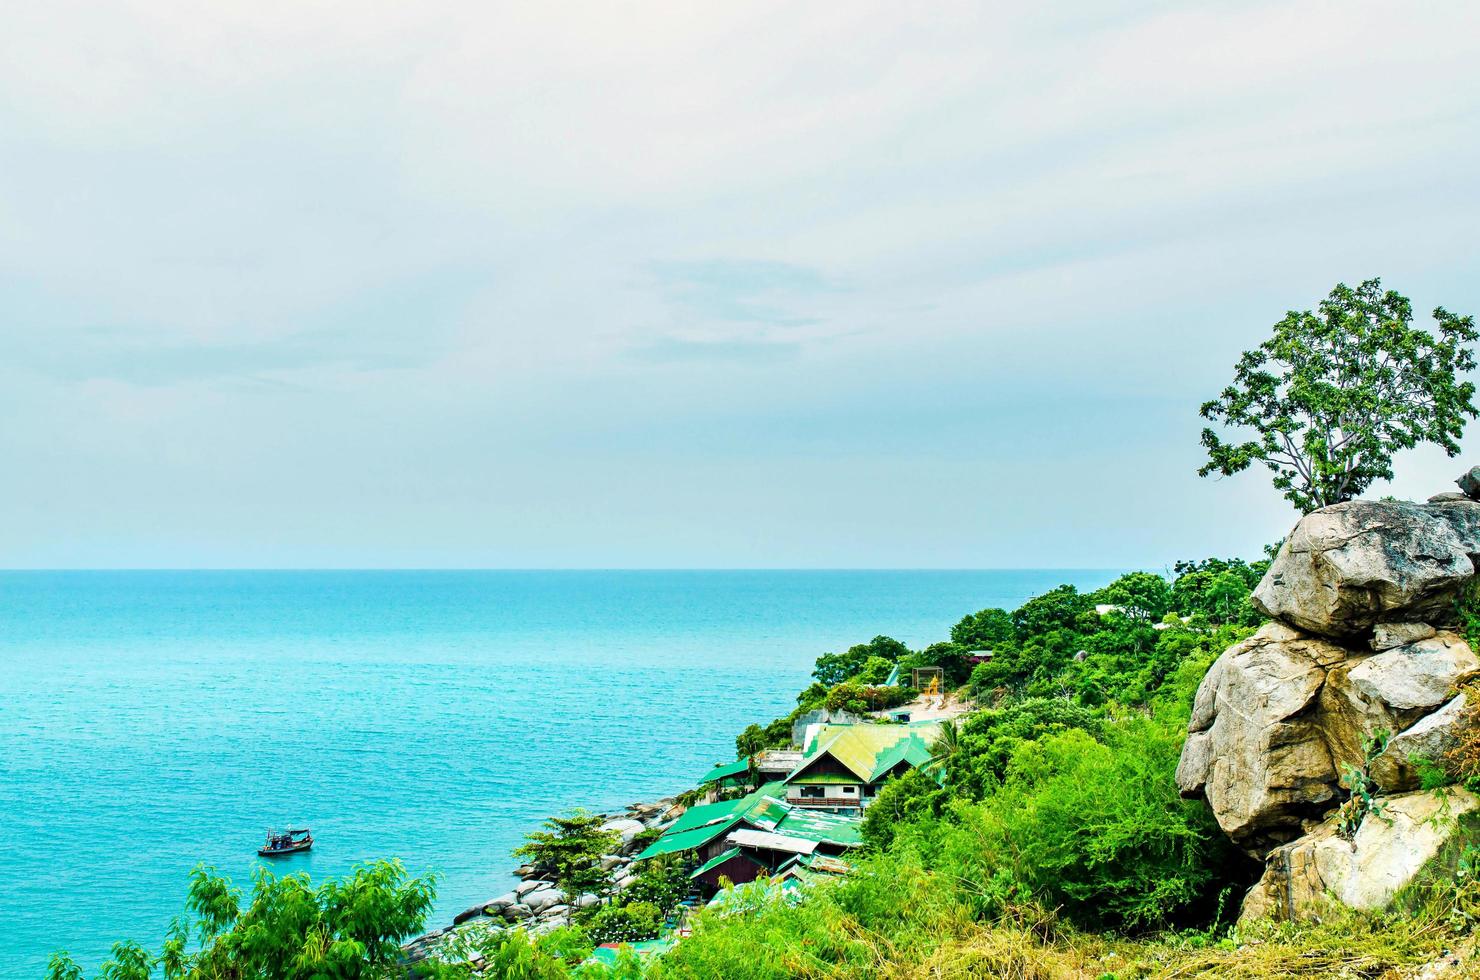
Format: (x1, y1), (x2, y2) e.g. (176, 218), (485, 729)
(401, 794), (690, 966)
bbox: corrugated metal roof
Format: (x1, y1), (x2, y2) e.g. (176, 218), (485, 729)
(868, 735), (934, 783)
(726, 828), (818, 855)
(789, 724), (940, 785)
(699, 758), (750, 784)
(689, 846), (762, 880)
(772, 807), (863, 847)
(635, 817), (739, 859)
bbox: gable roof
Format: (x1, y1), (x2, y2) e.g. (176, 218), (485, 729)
(699, 758), (751, 785)
(868, 734), (934, 783)
(788, 723), (941, 786)
(635, 817), (741, 859)
(636, 782), (787, 860)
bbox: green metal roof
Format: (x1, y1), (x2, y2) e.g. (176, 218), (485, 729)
(791, 723), (940, 785)
(637, 782), (787, 859)
(689, 846), (760, 879)
(772, 807), (863, 847)
(868, 735), (934, 783)
(698, 758), (750, 784)
(635, 817), (739, 859)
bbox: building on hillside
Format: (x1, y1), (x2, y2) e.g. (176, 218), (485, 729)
(753, 749), (802, 782)
(689, 847), (768, 893)
(637, 779), (863, 880)
(783, 723), (938, 812)
(696, 758), (752, 801)
(635, 782), (788, 864)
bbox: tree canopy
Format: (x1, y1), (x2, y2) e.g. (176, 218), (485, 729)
(1199, 279), (1477, 512)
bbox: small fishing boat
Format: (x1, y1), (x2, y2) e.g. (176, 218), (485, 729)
(258, 827), (313, 857)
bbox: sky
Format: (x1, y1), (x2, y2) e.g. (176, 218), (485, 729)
(3, 0), (1480, 569)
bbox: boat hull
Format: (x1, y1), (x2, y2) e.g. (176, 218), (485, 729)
(258, 840), (312, 857)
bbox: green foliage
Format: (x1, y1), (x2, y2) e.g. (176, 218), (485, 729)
(1200, 279), (1478, 513)
(945, 697), (1103, 801)
(950, 607), (1014, 650)
(534, 925), (595, 966)
(1011, 585), (1094, 638)
(851, 655), (894, 685)
(98, 942), (151, 980)
(618, 855), (690, 914)
(1095, 571), (1173, 622)
(514, 809), (620, 905)
(860, 768), (944, 850)
(584, 901), (664, 945)
(822, 680), (913, 714)
(1336, 730), (1392, 840)
(910, 718), (1234, 931)
(47, 952), (84, 980)
(812, 635), (911, 687)
(53, 861), (438, 980)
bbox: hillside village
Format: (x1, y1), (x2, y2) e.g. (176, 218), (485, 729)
(401, 467), (1480, 977)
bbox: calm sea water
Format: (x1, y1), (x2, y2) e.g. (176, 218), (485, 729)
(0, 570), (1121, 977)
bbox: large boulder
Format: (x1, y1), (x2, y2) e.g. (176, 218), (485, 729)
(1372, 693), (1471, 792)
(1239, 788), (1480, 923)
(1253, 500), (1474, 641)
(1319, 631), (1478, 771)
(522, 887), (564, 914)
(1177, 622), (1350, 854)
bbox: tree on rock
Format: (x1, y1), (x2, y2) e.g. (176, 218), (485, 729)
(1199, 279), (1477, 512)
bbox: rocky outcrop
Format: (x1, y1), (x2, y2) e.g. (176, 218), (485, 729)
(401, 792), (686, 966)
(1181, 473), (1480, 923)
(1252, 500), (1474, 641)
(1239, 788), (1480, 924)
(1177, 620), (1478, 853)
(1372, 693), (1470, 792)
(1177, 623), (1347, 853)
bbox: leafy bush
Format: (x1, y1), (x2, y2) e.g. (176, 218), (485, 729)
(584, 901), (664, 945)
(860, 768), (945, 850)
(619, 856), (690, 914)
(49, 861), (437, 980)
(912, 719), (1235, 931)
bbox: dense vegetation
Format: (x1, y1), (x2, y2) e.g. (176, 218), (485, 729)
(60, 555), (1480, 979)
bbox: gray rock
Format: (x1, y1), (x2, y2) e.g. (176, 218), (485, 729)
(575, 892), (601, 909)
(452, 903), (488, 926)
(1347, 632), (1478, 713)
(1458, 466), (1480, 500)
(514, 878), (553, 898)
(502, 903), (533, 922)
(602, 817), (648, 844)
(1371, 622), (1437, 650)
(484, 891), (517, 912)
(1372, 692), (1470, 792)
(1175, 622), (1350, 855)
(1430, 492), (1471, 503)
(523, 887), (563, 914)
(1240, 788), (1480, 923)
(1253, 500), (1473, 640)
(600, 854), (624, 870)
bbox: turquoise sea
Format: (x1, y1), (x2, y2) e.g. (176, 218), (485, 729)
(0, 570), (1122, 977)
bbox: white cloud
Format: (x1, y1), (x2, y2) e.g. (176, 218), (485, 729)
(2, 0), (1479, 565)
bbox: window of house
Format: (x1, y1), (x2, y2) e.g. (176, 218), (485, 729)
(840, 785), (855, 794)
(800, 785), (824, 798)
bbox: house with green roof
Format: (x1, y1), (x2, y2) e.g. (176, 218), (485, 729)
(784, 723), (938, 811)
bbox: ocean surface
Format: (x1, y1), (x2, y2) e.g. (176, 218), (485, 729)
(0, 569), (1122, 977)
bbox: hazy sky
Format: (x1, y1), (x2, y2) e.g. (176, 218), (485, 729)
(4, 1), (1480, 569)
